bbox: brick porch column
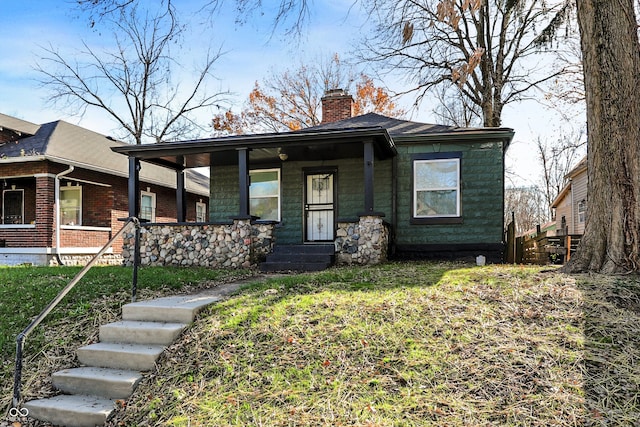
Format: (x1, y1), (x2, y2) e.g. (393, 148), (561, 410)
(34, 174), (56, 247)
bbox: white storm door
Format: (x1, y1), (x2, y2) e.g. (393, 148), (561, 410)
(305, 172), (335, 242)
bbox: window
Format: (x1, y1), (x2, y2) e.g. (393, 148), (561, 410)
(60, 185), (82, 226)
(413, 155), (461, 221)
(250, 169), (280, 221)
(578, 199), (587, 223)
(3, 189), (24, 224)
(140, 191), (156, 222)
(196, 201), (207, 222)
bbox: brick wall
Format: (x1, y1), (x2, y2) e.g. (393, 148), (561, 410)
(0, 161), (209, 257)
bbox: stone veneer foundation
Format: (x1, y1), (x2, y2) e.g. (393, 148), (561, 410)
(335, 215), (389, 265)
(122, 216), (388, 268)
(121, 220), (275, 268)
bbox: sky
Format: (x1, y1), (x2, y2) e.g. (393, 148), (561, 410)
(0, 0), (585, 186)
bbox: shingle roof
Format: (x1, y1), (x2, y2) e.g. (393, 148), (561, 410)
(303, 112), (513, 140)
(0, 118), (208, 195)
(0, 113), (40, 136)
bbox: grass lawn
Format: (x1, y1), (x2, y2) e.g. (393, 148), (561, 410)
(1, 262), (639, 426)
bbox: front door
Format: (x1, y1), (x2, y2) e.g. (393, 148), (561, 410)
(304, 171), (335, 242)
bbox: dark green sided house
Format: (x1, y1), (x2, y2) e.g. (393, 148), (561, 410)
(112, 90), (514, 270)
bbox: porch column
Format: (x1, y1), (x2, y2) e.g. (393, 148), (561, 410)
(237, 148), (250, 218)
(176, 156), (186, 222)
(363, 140), (375, 213)
(128, 157), (140, 218)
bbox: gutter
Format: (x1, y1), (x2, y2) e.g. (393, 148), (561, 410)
(55, 166), (74, 265)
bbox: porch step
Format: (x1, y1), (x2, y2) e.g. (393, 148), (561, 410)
(260, 244), (335, 272)
(24, 290), (222, 427)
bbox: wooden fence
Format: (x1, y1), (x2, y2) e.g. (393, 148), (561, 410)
(505, 222), (581, 265)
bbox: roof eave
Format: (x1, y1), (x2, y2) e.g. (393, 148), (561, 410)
(111, 127), (396, 168)
(393, 128), (515, 150)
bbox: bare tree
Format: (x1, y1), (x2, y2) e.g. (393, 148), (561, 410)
(504, 186), (549, 235)
(536, 130), (587, 218)
(75, 0), (312, 36)
(212, 56), (405, 135)
(358, 0), (574, 127)
(433, 85), (482, 127)
(37, 5), (227, 144)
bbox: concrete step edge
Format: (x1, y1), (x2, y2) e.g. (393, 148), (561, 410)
(24, 394), (115, 427)
(52, 367), (142, 399)
(100, 320), (187, 345)
(122, 294), (221, 323)
(77, 342), (165, 371)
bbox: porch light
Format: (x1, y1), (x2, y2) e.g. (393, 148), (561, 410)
(278, 147), (288, 161)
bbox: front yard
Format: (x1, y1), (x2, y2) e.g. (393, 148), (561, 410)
(1, 263), (639, 426)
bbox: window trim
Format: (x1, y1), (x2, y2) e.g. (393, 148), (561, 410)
(249, 168), (281, 221)
(411, 152), (463, 225)
(577, 199), (587, 224)
(196, 200), (207, 222)
(140, 191), (156, 222)
(60, 185), (83, 226)
(2, 188), (24, 225)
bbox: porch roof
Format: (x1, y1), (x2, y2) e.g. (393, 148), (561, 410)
(111, 127), (395, 170)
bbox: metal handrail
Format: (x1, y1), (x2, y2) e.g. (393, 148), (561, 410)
(10, 216), (141, 415)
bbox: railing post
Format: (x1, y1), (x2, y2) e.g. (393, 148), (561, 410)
(132, 219), (140, 303)
(12, 333), (25, 410)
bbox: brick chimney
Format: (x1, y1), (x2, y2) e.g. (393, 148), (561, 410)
(321, 89), (354, 124)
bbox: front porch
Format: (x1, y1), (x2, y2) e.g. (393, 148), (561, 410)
(112, 125), (397, 271)
(120, 214), (390, 270)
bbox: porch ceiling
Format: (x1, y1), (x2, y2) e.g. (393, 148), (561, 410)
(111, 127), (395, 170)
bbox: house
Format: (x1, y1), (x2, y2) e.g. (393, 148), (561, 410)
(547, 156), (587, 262)
(551, 156), (588, 236)
(112, 90), (514, 269)
(0, 113), (209, 266)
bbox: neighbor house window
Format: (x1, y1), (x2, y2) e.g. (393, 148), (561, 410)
(196, 201), (207, 222)
(3, 189), (24, 224)
(578, 199), (587, 223)
(413, 154), (461, 222)
(60, 185), (82, 226)
(250, 168), (280, 221)
(140, 191), (156, 222)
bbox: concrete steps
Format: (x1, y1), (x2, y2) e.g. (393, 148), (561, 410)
(24, 292), (221, 427)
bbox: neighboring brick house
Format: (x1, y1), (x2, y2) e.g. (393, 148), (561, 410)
(113, 89), (514, 269)
(0, 113), (209, 266)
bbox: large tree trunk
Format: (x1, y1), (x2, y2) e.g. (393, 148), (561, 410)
(564, 0), (640, 273)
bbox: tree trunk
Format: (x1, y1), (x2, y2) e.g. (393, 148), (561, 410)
(563, 0), (640, 273)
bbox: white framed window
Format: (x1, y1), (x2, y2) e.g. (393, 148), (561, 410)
(578, 199), (587, 223)
(60, 185), (82, 226)
(196, 201), (207, 222)
(249, 168), (281, 221)
(3, 189), (24, 224)
(140, 191), (156, 222)
(413, 158), (461, 218)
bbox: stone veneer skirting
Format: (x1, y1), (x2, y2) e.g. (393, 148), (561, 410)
(121, 220), (275, 268)
(121, 216), (388, 269)
(335, 215), (389, 265)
